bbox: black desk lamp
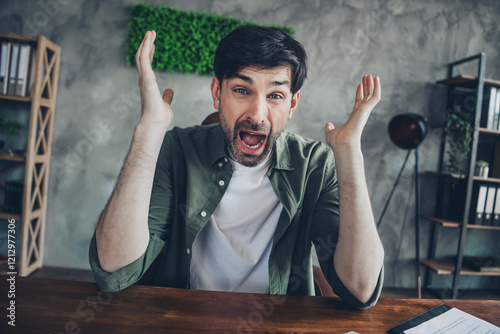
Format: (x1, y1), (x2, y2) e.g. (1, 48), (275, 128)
(377, 113), (428, 298)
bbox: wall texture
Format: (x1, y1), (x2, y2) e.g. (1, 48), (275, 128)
(1, 0), (499, 290)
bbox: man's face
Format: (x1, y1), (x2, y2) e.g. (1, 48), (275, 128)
(211, 66), (300, 167)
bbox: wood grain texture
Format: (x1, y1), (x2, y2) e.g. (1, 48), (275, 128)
(1, 276), (499, 333)
(0, 33), (61, 277)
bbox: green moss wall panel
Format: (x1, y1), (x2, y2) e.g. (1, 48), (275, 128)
(126, 4), (294, 75)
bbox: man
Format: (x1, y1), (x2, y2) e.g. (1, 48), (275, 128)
(89, 25), (384, 309)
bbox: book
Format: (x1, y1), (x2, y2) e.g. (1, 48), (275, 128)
(483, 186), (496, 225)
(492, 185), (500, 227)
(473, 185), (488, 225)
(493, 87), (500, 130)
(388, 304), (500, 333)
(27, 47), (37, 97)
(492, 142), (500, 178)
(496, 89), (500, 130)
(487, 88), (496, 130)
(481, 87), (497, 129)
(16, 44), (30, 96)
(0, 41), (11, 94)
(6, 43), (19, 95)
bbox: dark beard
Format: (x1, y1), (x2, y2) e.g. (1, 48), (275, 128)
(219, 111), (278, 167)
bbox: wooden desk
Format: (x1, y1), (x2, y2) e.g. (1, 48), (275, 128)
(1, 276), (499, 333)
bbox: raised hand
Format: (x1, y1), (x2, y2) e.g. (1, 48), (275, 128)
(325, 75), (381, 150)
(135, 30), (174, 127)
(325, 75), (384, 303)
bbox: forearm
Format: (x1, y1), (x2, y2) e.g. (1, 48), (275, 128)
(96, 121), (167, 273)
(332, 142), (384, 303)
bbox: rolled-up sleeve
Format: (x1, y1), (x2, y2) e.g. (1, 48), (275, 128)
(88, 232), (166, 292)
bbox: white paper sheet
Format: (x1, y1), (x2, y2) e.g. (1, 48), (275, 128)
(405, 307), (500, 334)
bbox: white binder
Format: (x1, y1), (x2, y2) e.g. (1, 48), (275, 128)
(483, 186), (496, 226)
(474, 185), (488, 225)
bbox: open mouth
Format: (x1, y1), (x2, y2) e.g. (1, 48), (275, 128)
(239, 131), (267, 151)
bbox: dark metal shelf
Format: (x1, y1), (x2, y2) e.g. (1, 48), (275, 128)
(436, 74), (500, 88)
(421, 258), (500, 276)
(422, 215), (500, 231)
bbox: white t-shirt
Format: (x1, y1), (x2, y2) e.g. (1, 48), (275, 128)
(190, 158), (283, 293)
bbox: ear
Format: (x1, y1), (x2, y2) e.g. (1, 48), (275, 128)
(288, 91), (300, 120)
(210, 76), (221, 110)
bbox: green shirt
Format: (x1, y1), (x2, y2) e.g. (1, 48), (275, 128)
(89, 124), (383, 309)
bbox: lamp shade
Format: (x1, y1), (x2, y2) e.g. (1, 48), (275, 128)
(388, 113), (428, 150)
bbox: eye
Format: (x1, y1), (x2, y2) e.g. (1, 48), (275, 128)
(268, 93), (283, 99)
(234, 88), (249, 95)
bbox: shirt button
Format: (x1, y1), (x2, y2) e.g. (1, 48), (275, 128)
(218, 162), (223, 167)
(201, 211), (207, 217)
(224, 158), (228, 163)
(186, 248), (191, 255)
(219, 180), (225, 186)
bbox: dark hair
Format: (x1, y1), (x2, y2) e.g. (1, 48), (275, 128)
(214, 25), (308, 95)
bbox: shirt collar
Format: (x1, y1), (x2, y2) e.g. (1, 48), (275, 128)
(270, 132), (294, 171)
(208, 124), (228, 165)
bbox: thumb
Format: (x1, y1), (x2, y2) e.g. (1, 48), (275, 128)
(325, 122), (335, 133)
(163, 89), (174, 105)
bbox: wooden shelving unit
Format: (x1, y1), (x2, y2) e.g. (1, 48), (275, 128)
(0, 32), (60, 276)
(478, 127), (500, 137)
(472, 175), (500, 183)
(0, 93), (31, 103)
(422, 215), (500, 230)
(0, 208), (22, 220)
(436, 74), (500, 87)
(421, 53), (500, 299)
(421, 259), (500, 276)
(425, 170), (466, 179)
(426, 170), (500, 183)
(0, 154), (26, 162)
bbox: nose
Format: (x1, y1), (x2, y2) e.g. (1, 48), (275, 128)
(245, 96), (267, 124)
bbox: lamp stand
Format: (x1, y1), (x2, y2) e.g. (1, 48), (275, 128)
(376, 150), (412, 229)
(376, 148), (422, 299)
(415, 148), (422, 299)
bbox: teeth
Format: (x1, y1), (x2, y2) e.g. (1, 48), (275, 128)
(242, 135), (265, 149)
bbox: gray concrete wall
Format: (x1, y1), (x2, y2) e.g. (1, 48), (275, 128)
(1, 0), (499, 289)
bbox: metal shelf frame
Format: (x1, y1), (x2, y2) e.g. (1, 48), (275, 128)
(423, 53), (491, 299)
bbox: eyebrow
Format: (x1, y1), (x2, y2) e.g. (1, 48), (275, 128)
(234, 74), (290, 87)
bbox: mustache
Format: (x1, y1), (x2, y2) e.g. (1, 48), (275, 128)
(234, 120), (271, 134)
